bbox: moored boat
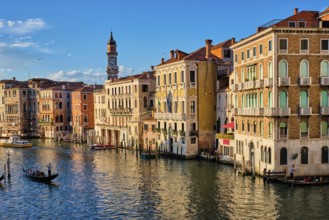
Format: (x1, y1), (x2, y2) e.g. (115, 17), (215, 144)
(90, 144), (115, 150)
(275, 177), (329, 186)
(0, 174), (4, 182)
(23, 168), (58, 181)
(0, 136), (32, 148)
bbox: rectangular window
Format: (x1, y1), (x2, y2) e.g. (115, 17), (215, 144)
(191, 137), (196, 144)
(299, 21), (306, 28)
(190, 101), (196, 114)
(157, 76), (160, 86)
(163, 75), (166, 85)
(247, 49), (250, 59)
(289, 21), (296, 27)
(235, 54), (238, 63)
(83, 104), (87, 110)
(279, 39), (288, 50)
(169, 73), (172, 84)
(181, 71), (184, 83)
(268, 40), (272, 51)
(144, 124), (148, 131)
(252, 46), (256, 57)
(300, 39), (309, 52)
(142, 85), (148, 92)
(152, 125), (156, 131)
(224, 50), (231, 58)
(83, 94), (87, 100)
(190, 71), (195, 83)
(174, 72), (177, 84)
(321, 39), (329, 51)
(241, 51), (244, 60)
(259, 44), (263, 54)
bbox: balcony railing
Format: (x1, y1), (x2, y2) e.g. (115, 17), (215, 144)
(299, 77), (312, 86)
(255, 79), (263, 88)
(264, 107), (291, 116)
(320, 77), (329, 85)
(321, 106), (329, 115)
(264, 78), (273, 87)
(278, 77), (290, 86)
(299, 107), (312, 115)
(154, 112), (186, 120)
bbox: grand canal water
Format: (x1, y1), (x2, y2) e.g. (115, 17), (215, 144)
(0, 139), (328, 219)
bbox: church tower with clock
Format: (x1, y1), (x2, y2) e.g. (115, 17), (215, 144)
(106, 32), (119, 81)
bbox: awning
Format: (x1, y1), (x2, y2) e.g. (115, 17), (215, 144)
(223, 122), (235, 129)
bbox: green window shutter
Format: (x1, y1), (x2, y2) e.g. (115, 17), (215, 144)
(321, 61), (329, 77)
(321, 90), (328, 107)
(301, 122), (308, 133)
(268, 92), (272, 108)
(279, 61), (287, 77)
(279, 91), (287, 108)
(300, 61), (308, 77)
(300, 91), (308, 107)
(322, 121), (328, 136)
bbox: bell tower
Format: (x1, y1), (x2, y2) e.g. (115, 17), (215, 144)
(106, 32), (118, 81)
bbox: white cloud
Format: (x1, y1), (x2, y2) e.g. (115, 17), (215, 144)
(46, 66), (137, 84)
(0, 18), (47, 35)
(67, 53), (72, 57)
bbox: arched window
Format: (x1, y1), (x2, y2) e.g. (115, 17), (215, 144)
(260, 121), (263, 135)
(300, 121), (308, 138)
(269, 122), (273, 136)
(321, 121), (329, 137)
(259, 92), (263, 107)
(321, 60), (329, 77)
(268, 147), (272, 164)
(242, 121), (245, 131)
(322, 146), (329, 163)
(268, 62), (273, 78)
(23, 102), (27, 112)
(280, 147), (287, 165)
(300, 60), (309, 77)
(235, 95), (238, 107)
(59, 102), (62, 109)
(236, 140), (238, 154)
(301, 146), (308, 164)
(261, 146), (264, 162)
(279, 60), (288, 77)
(268, 91), (272, 108)
(300, 91), (308, 107)
(242, 95), (244, 108)
(247, 121), (250, 132)
(279, 91), (288, 108)
(321, 90), (328, 107)
(253, 121), (257, 133)
(235, 120), (238, 131)
(279, 122), (287, 137)
(264, 147), (268, 163)
(242, 69), (245, 82)
(259, 64), (263, 79)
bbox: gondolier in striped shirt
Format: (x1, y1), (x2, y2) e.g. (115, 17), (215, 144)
(47, 163), (52, 176)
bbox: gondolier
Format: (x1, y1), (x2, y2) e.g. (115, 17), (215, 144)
(47, 163), (52, 176)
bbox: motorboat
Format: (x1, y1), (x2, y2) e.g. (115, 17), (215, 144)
(0, 135), (32, 148)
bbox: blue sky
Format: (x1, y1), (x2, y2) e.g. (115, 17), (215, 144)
(0, 0), (327, 84)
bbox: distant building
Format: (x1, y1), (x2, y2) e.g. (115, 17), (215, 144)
(143, 117), (157, 151)
(230, 7), (329, 176)
(71, 85), (102, 142)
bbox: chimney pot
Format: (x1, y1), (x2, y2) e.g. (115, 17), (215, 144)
(205, 39), (213, 60)
(150, 66), (154, 71)
(161, 58), (164, 64)
(170, 50), (175, 59)
(231, 38), (235, 45)
(294, 8), (298, 14)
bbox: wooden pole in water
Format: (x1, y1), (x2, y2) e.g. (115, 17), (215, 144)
(242, 156), (245, 176)
(4, 164), (6, 184)
(7, 153), (10, 179)
(233, 154), (236, 172)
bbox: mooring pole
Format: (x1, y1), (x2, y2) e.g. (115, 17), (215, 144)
(7, 153), (11, 179)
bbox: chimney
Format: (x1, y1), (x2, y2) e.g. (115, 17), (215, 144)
(161, 58), (164, 64)
(170, 50), (175, 59)
(150, 66), (154, 71)
(13, 77), (16, 81)
(205, 39), (213, 60)
(231, 38), (235, 45)
(294, 8), (298, 15)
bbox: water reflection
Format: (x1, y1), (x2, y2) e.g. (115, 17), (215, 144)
(0, 139), (329, 219)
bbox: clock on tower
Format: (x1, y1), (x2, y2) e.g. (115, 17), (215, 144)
(106, 32), (118, 80)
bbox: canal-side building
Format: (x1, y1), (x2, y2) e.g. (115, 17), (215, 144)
(212, 38), (235, 159)
(71, 85), (101, 142)
(142, 117), (157, 151)
(3, 82), (38, 137)
(154, 40), (221, 158)
(94, 32), (156, 147)
(230, 7), (329, 176)
(0, 78), (21, 137)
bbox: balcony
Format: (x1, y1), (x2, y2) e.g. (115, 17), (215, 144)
(179, 82), (185, 89)
(320, 77), (329, 86)
(190, 82), (196, 88)
(232, 108), (238, 115)
(321, 106), (329, 115)
(172, 113), (186, 120)
(244, 81), (255, 90)
(299, 107), (312, 115)
(264, 107), (291, 116)
(278, 77), (290, 86)
(237, 83), (244, 91)
(255, 79), (263, 88)
(299, 77), (312, 86)
(264, 78), (273, 87)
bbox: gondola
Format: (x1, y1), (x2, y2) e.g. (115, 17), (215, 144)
(0, 174), (4, 181)
(276, 177), (329, 186)
(23, 168), (58, 181)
